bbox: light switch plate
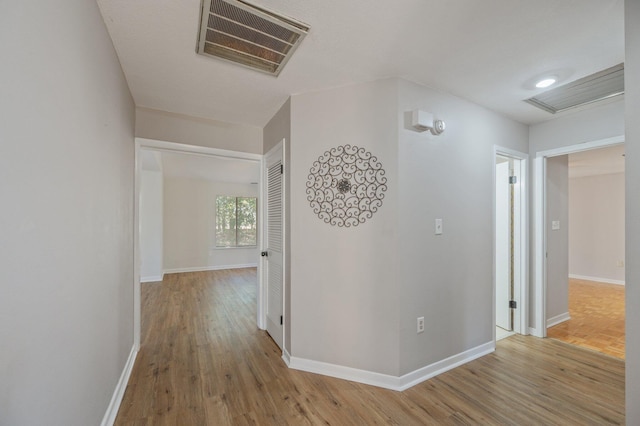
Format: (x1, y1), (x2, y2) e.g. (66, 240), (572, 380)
(435, 218), (443, 235)
(551, 220), (560, 230)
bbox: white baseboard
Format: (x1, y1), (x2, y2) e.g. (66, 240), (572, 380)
(397, 341), (494, 390)
(569, 274), (625, 286)
(163, 263), (258, 274)
(288, 341), (494, 391)
(140, 274), (163, 283)
(101, 345), (138, 426)
(547, 312), (571, 328)
(282, 348), (291, 366)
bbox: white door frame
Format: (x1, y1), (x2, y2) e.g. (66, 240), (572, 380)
(493, 146), (529, 340)
(133, 137), (263, 349)
(531, 135), (624, 337)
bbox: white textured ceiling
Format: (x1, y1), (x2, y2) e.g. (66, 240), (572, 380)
(97, 0), (624, 127)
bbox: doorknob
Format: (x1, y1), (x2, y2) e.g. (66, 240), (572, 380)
(261, 251), (268, 257)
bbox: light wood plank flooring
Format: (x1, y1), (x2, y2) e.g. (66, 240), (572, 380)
(548, 278), (625, 359)
(115, 269), (625, 425)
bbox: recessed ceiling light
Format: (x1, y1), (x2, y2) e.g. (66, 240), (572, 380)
(535, 78), (557, 88)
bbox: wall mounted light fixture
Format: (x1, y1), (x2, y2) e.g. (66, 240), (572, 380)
(411, 110), (446, 135)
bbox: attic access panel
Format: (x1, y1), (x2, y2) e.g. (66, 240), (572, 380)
(196, 0), (309, 76)
(525, 63), (625, 114)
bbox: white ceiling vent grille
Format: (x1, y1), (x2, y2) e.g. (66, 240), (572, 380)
(524, 63), (624, 114)
(196, 0), (309, 76)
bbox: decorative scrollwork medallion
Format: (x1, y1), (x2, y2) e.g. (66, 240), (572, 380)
(306, 145), (387, 227)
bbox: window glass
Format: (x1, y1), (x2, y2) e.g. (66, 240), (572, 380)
(216, 196), (257, 247)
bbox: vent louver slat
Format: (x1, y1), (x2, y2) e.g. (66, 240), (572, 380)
(524, 63), (624, 114)
(197, 0), (309, 76)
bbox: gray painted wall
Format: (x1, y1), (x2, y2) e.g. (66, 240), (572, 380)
(0, 1), (135, 424)
(546, 156), (569, 324)
(290, 79), (400, 375)
(625, 1), (640, 422)
(396, 79), (528, 374)
(529, 99), (624, 153)
(285, 78), (528, 377)
(136, 107), (263, 154)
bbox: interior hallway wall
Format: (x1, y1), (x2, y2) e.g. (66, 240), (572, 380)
(546, 155), (569, 326)
(136, 107), (263, 154)
(290, 78), (401, 375)
(0, 1), (135, 424)
(287, 77), (528, 379)
(396, 79), (528, 374)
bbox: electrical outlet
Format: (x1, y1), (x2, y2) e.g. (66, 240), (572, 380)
(417, 316), (425, 333)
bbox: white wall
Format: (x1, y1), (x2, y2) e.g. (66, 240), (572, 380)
(546, 156), (569, 325)
(288, 77), (529, 378)
(135, 107), (263, 154)
(569, 173), (625, 283)
(163, 177), (259, 272)
(140, 169), (164, 281)
(529, 99), (624, 153)
(0, 1), (135, 424)
(396, 79), (528, 374)
(290, 78), (401, 375)
(625, 1), (640, 422)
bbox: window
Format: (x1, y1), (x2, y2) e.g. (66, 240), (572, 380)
(215, 196), (257, 247)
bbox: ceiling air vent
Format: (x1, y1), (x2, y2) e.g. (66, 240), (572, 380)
(196, 0), (309, 76)
(524, 63), (624, 114)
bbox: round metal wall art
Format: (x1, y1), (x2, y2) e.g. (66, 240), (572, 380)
(306, 145), (387, 227)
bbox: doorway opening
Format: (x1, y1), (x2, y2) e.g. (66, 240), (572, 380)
(494, 147), (528, 342)
(532, 135), (625, 343)
(134, 138), (263, 350)
(544, 145), (626, 358)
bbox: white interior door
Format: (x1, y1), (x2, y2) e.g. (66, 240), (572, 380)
(264, 143), (284, 349)
(496, 159), (512, 331)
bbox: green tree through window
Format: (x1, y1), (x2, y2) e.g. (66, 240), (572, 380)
(216, 196), (257, 247)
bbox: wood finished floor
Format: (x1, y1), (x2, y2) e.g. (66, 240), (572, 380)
(547, 278), (625, 359)
(115, 269), (625, 425)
